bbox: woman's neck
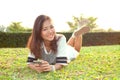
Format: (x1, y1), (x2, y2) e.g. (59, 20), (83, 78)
(44, 40), (51, 47)
(43, 41), (51, 53)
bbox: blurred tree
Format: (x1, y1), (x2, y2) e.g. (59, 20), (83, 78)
(108, 28), (115, 32)
(25, 28), (32, 32)
(6, 22), (25, 32)
(0, 25), (6, 32)
(67, 15), (98, 32)
(93, 28), (106, 32)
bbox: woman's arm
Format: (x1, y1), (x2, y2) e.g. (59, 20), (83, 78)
(28, 61), (63, 72)
(27, 61), (62, 72)
(54, 63), (63, 70)
(42, 63), (63, 72)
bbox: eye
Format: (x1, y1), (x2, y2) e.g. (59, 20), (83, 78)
(42, 28), (47, 31)
(50, 25), (54, 29)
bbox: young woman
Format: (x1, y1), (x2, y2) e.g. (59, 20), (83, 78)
(27, 15), (90, 72)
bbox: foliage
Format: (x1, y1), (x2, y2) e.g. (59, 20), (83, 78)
(25, 28), (32, 32)
(6, 22), (25, 33)
(107, 28), (115, 32)
(0, 25), (6, 32)
(0, 33), (31, 48)
(67, 15), (98, 32)
(0, 32), (120, 47)
(0, 22), (32, 33)
(0, 45), (120, 79)
(92, 28), (107, 32)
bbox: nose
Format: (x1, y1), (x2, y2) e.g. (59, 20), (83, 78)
(48, 29), (53, 33)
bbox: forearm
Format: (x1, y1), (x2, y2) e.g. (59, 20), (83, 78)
(27, 63), (64, 72)
(28, 64), (35, 70)
(54, 64), (63, 70)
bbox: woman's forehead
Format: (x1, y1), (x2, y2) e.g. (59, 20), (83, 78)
(43, 20), (53, 27)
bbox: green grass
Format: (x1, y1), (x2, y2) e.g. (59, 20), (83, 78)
(0, 45), (120, 80)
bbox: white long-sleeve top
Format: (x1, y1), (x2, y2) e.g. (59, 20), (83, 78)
(27, 34), (79, 66)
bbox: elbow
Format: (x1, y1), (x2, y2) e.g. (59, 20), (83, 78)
(55, 64), (64, 70)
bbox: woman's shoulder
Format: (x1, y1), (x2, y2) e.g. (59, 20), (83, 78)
(55, 34), (67, 44)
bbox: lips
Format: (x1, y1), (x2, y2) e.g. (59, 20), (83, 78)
(48, 35), (53, 38)
(48, 34), (54, 38)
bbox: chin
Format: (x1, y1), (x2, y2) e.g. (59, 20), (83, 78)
(48, 37), (55, 41)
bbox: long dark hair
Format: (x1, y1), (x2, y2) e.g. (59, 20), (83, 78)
(27, 15), (58, 58)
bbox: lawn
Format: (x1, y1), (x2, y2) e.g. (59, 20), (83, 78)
(0, 45), (120, 80)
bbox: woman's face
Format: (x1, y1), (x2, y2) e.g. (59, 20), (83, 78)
(41, 19), (56, 42)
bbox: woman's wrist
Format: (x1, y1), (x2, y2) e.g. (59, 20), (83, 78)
(51, 65), (56, 71)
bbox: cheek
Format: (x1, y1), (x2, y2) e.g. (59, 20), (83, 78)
(41, 31), (46, 38)
(52, 28), (56, 34)
(41, 28), (56, 37)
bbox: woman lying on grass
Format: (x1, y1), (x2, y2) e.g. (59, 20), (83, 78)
(26, 14), (90, 72)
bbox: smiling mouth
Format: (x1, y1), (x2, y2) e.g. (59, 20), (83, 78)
(48, 34), (54, 38)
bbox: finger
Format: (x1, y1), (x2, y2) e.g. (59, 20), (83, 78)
(43, 67), (51, 71)
(42, 66), (51, 71)
(43, 69), (50, 71)
(42, 60), (49, 64)
(40, 60), (45, 63)
(42, 64), (49, 67)
(34, 64), (40, 67)
(41, 63), (49, 67)
(41, 63), (48, 66)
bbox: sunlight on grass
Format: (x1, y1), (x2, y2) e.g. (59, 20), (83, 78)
(0, 45), (120, 80)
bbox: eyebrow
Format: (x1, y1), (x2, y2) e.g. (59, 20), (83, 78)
(43, 25), (53, 28)
(42, 26), (50, 29)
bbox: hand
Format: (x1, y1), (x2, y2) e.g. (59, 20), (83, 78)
(28, 63), (43, 73)
(40, 60), (52, 72)
(28, 60), (53, 72)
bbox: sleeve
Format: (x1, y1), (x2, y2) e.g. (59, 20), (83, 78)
(56, 35), (70, 66)
(27, 52), (37, 64)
